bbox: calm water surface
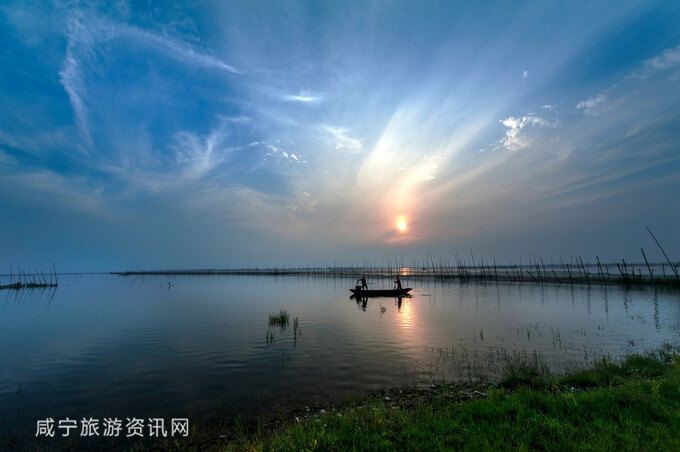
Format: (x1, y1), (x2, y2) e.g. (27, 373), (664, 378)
(1, 275), (679, 433)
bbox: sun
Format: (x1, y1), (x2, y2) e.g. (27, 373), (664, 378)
(395, 215), (408, 233)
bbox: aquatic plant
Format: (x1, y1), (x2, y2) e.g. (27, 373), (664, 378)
(498, 351), (550, 389)
(265, 329), (275, 346)
(0, 264), (58, 291)
(269, 309), (290, 329)
(292, 316), (301, 349)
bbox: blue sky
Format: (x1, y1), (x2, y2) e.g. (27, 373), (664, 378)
(1, 0), (680, 270)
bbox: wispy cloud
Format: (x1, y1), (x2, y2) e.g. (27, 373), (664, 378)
(266, 145), (304, 164)
(281, 91), (324, 103)
(173, 121), (229, 180)
(56, 11), (239, 154)
(0, 128), (69, 153)
(0, 166), (114, 221)
(643, 44), (680, 71)
(499, 115), (549, 150)
(577, 44), (680, 118)
(326, 126), (362, 153)
(575, 94), (606, 116)
(118, 23), (239, 74)
(59, 17), (93, 151)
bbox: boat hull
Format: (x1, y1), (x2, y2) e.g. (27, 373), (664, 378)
(350, 288), (412, 297)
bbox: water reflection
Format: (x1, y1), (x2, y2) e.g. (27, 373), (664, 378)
(1, 285), (57, 304)
(0, 275), (679, 437)
(397, 298), (414, 330)
(353, 295), (410, 313)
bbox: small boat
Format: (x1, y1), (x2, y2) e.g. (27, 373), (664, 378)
(350, 288), (412, 297)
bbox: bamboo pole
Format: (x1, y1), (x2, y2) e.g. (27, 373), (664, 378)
(646, 225), (679, 280)
(641, 248), (654, 280)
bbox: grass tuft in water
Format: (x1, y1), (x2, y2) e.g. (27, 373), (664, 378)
(265, 329), (275, 346)
(498, 350), (550, 389)
(269, 310), (290, 329)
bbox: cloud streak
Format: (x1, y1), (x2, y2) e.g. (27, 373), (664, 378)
(56, 11), (239, 153)
(326, 126), (362, 152)
(59, 17), (94, 151)
(575, 94), (606, 116)
(281, 91), (324, 103)
(118, 23), (239, 74)
(643, 44), (680, 71)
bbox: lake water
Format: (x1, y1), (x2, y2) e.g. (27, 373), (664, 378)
(1, 274), (679, 435)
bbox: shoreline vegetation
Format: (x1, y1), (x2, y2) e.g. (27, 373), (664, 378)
(15, 346), (679, 450)
(129, 346), (678, 450)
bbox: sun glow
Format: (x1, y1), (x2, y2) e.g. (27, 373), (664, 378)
(395, 215), (408, 232)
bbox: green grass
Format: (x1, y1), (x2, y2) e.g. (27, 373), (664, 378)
(239, 347), (680, 451)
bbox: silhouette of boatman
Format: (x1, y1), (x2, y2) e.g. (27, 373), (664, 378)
(394, 275), (402, 289)
(360, 276), (368, 290)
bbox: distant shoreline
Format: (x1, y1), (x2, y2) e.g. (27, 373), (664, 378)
(110, 261), (680, 290)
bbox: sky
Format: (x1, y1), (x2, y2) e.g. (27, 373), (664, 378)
(1, 0), (680, 271)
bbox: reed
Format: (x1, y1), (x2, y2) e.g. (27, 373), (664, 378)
(0, 265), (58, 290)
(268, 310), (290, 329)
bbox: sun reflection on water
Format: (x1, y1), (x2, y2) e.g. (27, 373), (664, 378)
(397, 297), (414, 330)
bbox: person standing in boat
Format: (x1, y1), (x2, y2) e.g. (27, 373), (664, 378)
(360, 276), (368, 290)
(394, 275), (402, 290)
